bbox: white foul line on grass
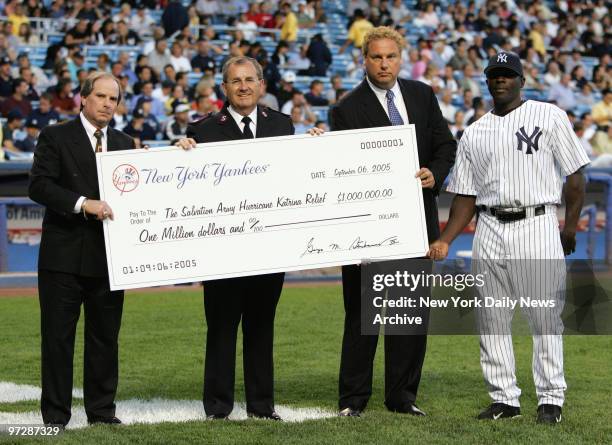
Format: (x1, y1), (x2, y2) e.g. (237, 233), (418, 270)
(0, 381), (335, 428)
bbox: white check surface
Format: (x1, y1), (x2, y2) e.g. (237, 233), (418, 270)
(97, 125), (428, 290)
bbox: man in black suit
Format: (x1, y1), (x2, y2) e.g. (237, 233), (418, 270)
(177, 56), (299, 421)
(29, 72), (135, 427)
(330, 27), (456, 417)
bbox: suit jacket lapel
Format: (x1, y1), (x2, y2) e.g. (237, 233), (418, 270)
(255, 105), (272, 138)
(357, 80), (392, 127)
(67, 117), (99, 191)
(398, 79), (417, 125)
(216, 104), (244, 139)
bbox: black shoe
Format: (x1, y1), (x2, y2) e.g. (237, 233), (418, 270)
(87, 416), (122, 425)
(206, 413), (229, 420)
(477, 403), (521, 420)
(44, 422), (67, 430)
(537, 404), (562, 424)
(392, 403), (426, 416)
(338, 407), (361, 417)
(247, 411), (282, 421)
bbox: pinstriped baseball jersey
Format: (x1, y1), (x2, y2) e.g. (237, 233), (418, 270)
(447, 100), (590, 207)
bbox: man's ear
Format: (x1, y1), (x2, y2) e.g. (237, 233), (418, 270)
(520, 76), (526, 87)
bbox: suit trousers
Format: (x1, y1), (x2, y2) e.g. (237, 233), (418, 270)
(203, 273), (284, 417)
(339, 263), (428, 412)
(38, 269), (124, 425)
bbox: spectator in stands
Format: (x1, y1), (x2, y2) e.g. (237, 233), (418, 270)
(15, 117), (41, 153)
(306, 33), (332, 76)
(275, 70), (298, 108)
(296, 1), (315, 29)
(138, 98), (161, 137)
(133, 65), (155, 96)
(166, 103), (190, 142)
(7, 3), (29, 35)
(279, 2), (298, 42)
(163, 64), (177, 84)
(236, 12), (258, 42)
(0, 78), (32, 118)
(16, 22), (38, 44)
(192, 94), (214, 120)
(448, 38), (469, 71)
(20, 67), (40, 101)
(1, 110), (24, 155)
(253, 78), (277, 111)
(390, 0), (410, 24)
(431, 38), (453, 70)
(327, 74), (343, 104)
(28, 93), (60, 129)
(152, 79), (174, 104)
(271, 41), (290, 68)
(162, 0), (189, 38)
(51, 78), (79, 116)
(591, 89), (612, 126)
(169, 42), (192, 73)
(131, 5), (155, 38)
(543, 60), (562, 87)
(339, 9), (373, 54)
(418, 63), (444, 94)
(458, 64), (481, 98)
(132, 81), (165, 120)
(196, 0), (220, 22)
(287, 44), (311, 75)
(450, 110), (465, 139)
(165, 84), (189, 115)
(548, 73), (577, 111)
(346, 49), (365, 79)
(524, 65), (546, 91)
(13, 53), (49, 92)
(0, 57), (14, 97)
(576, 83), (597, 107)
(438, 89), (457, 123)
(96, 54), (111, 73)
(281, 90), (316, 124)
(111, 20), (141, 46)
(96, 19), (116, 44)
(64, 18), (94, 46)
(66, 51), (86, 82)
(290, 105), (310, 134)
(192, 39), (219, 73)
(123, 109), (156, 147)
(592, 125), (612, 157)
(112, 3), (132, 24)
(148, 39), (173, 78)
(440, 64), (459, 93)
(76, 0), (102, 21)
(305, 80), (329, 106)
(571, 65), (589, 90)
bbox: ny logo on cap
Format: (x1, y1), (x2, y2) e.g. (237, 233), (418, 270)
(515, 126), (543, 154)
(497, 53), (508, 63)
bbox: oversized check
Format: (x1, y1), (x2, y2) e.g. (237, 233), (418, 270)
(97, 125), (428, 290)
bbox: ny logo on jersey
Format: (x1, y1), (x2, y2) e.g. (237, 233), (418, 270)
(497, 53), (508, 63)
(515, 126), (543, 154)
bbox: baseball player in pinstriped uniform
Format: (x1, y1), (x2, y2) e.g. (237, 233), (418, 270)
(428, 51), (589, 424)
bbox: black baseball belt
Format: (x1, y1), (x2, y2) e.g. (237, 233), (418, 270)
(477, 205), (548, 223)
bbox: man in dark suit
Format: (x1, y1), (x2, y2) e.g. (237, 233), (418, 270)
(330, 27), (456, 417)
(29, 72), (135, 427)
(177, 56), (297, 421)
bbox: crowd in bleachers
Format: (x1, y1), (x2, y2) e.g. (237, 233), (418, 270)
(0, 0), (609, 161)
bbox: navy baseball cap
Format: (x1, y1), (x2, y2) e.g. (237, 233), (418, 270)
(484, 51), (523, 78)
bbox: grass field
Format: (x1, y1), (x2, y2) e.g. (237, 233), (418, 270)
(0, 285), (611, 444)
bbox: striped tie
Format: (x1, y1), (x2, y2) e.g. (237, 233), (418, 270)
(386, 90), (404, 126)
(94, 130), (103, 153)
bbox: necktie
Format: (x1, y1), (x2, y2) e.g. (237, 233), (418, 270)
(242, 116), (254, 138)
(386, 90), (404, 126)
(94, 129), (103, 152)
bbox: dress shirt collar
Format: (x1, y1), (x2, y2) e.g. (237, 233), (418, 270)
(366, 76), (402, 102)
(227, 105), (258, 133)
(80, 112), (108, 143)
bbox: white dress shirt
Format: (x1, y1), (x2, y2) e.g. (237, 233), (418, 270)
(74, 113), (109, 213)
(227, 105), (258, 136)
(366, 76), (410, 125)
